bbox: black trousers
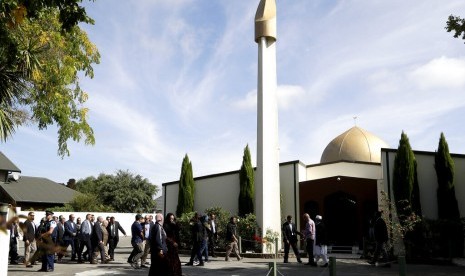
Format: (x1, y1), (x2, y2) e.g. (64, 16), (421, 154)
(305, 238), (316, 264)
(208, 234), (217, 257)
(108, 237), (119, 259)
(284, 236), (300, 261)
(189, 240), (203, 264)
(78, 236), (92, 261)
(9, 237), (18, 262)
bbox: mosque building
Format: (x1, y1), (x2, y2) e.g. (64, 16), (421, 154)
(162, 125), (465, 250)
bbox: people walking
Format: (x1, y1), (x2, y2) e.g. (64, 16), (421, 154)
(303, 213), (317, 266)
(38, 210), (57, 272)
(23, 212), (37, 268)
(369, 211), (389, 266)
(9, 217), (20, 264)
(127, 214), (145, 269)
(141, 215), (154, 267)
(225, 216), (242, 261)
(63, 214), (78, 261)
(148, 213), (168, 276)
(107, 216), (126, 261)
(282, 215), (302, 263)
(185, 212), (204, 266)
(78, 214), (93, 263)
(208, 213), (218, 258)
(164, 213), (182, 276)
(314, 215), (328, 267)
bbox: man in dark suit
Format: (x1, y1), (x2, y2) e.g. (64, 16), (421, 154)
(23, 212), (37, 267)
(64, 214), (78, 261)
(282, 215), (302, 263)
(91, 216), (106, 264)
(56, 216), (66, 262)
(148, 213), (168, 275)
(107, 216), (127, 261)
(208, 213), (218, 257)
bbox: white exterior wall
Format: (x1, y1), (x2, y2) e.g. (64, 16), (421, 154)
(307, 162), (382, 180)
(163, 162), (300, 219)
(192, 173), (240, 215)
(381, 149), (465, 220)
(279, 163), (298, 225)
(164, 183), (179, 215)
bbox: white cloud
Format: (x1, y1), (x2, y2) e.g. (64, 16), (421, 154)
(232, 85), (305, 110)
(409, 56), (465, 90)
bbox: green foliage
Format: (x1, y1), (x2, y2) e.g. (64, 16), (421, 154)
(0, 0), (99, 156)
(51, 193), (111, 212)
(176, 211), (197, 249)
(237, 213), (261, 252)
(170, 206), (264, 253)
(204, 206), (232, 248)
(379, 191), (422, 257)
(446, 15), (465, 43)
(176, 154), (195, 217)
(434, 132), (460, 220)
(238, 144), (254, 217)
(393, 131), (422, 222)
(423, 218), (464, 258)
(75, 170), (159, 213)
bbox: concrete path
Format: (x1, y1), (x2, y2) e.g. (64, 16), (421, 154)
(8, 237), (465, 276)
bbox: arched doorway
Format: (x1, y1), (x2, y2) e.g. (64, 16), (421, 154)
(303, 200), (319, 220)
(324, 191), (358, 245)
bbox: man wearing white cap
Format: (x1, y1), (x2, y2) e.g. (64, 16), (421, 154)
(314, 215), (328, 267)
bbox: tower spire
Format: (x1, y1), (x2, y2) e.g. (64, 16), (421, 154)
(254, 0), (281, 253)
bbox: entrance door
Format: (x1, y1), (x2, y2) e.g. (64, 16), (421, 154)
(324, 191), (358, 245)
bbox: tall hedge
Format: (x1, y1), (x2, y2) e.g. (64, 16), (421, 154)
(239, 144), (255, 217)
(176, 154), (195, 217)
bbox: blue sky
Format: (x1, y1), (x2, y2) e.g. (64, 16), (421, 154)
(2, 0), (465, 193)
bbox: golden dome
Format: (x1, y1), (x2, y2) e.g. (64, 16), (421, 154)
(320, 126), (389, 163)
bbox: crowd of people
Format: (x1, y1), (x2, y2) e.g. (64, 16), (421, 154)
(282, 213), (329, 267)
(8, 209), (389, 274)
(8, 210), (129, 272)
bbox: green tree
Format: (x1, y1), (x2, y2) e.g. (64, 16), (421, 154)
(176, 154), (195, 217)
(0, 1), (99, 156)
(446, 15), (465, 43)
(52, 193), (111, 212)
(75, 170), (159, 213)
(434, 132), (463, 257)
(392, 131), (422, 222)
(434, 132), (460, 220)
(239, 144), (254, 217)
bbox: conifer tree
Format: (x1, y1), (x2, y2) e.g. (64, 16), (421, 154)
(435, 132), (460, 220)
(239, 144), (255, 217)
(176, 154), (195, 217)
(392, 131), (422, 222)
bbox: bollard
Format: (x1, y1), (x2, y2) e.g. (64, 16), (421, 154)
(275, 239), (278, 259)
(329, 256), (336, 276)
(268, 261), (277, 276)
(238, 236), (242, 253)
(398, 256), (406, 276)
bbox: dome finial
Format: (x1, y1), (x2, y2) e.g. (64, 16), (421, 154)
(353, 116), (358, 126)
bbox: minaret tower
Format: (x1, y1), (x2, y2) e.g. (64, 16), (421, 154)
(254, 0), (281, 251)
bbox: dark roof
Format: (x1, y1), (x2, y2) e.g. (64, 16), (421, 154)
(0, 176), (78, 205)
(154, 195), (164, 212)
(0, 151), (21, 172)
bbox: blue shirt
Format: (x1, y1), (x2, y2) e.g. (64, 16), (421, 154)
(131, 221), (143, 243)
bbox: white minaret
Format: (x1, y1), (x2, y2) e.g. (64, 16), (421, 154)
(254, 0), (281, 252)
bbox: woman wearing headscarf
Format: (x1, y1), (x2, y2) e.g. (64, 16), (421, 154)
(163, 213), (182, 276)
